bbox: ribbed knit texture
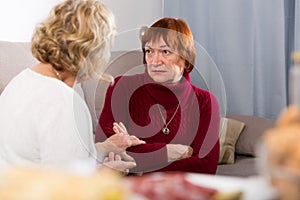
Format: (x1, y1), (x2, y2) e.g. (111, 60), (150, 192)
(96, 72), (220, 174)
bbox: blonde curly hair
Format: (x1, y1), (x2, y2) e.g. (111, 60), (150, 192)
(31, 0), (116, 82)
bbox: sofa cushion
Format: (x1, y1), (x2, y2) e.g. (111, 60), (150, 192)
(0, 41), (38, 94)
(218, 117), (245, 164)
(217, 155), (259, 177)
(226, 115), (276, 157)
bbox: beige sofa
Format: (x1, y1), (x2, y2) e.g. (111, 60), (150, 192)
(216, 114), (275, 177)
(0, 41), (276, 177)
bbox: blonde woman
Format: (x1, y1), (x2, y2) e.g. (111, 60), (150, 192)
(0, 0), (144, 171)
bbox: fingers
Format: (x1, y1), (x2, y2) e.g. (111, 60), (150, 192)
(113, 126), (121, 134)
(180, 146), (193, 159)
(119, 122), (128, 133)
(113, 122), (123, 134)
(113, 122), (128, 135)
(104, 152), (125, 163)
(103, 155), (137, 173)
(103, 157), (109, 163)
(115, 154), (121, 161)
(129, 135), (146, 146)
(122, 161), (136, 169)
(104, 152), (133, 162)
(104, 152), (120, 161)
(104, 150), (136, 163)
(119, 152), (135, 162)
(112, 122), (146, 147)
(103, 152), (115, 163)
(187, 146), (194, 157)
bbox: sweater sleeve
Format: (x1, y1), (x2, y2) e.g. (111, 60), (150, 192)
(95, 77), (122, 142)
(156, 91), (220, 174)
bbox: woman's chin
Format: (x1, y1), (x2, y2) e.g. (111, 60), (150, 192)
(150, 76), (169, 83)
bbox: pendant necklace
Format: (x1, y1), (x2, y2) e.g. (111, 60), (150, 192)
(52, 68), (62, 80)
(157, 100), (181, 135)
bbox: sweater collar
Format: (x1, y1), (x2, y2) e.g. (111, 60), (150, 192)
(143, 71), (192, 109)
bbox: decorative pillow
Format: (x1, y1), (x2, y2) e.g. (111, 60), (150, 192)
(218, 117), (245, 164)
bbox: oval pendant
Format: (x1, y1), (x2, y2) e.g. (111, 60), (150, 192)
(162, 127), (170, 134)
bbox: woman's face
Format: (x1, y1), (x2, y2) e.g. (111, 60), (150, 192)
(145, 37), (185, 84)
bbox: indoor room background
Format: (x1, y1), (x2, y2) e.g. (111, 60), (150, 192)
(1, 0), (298, 119)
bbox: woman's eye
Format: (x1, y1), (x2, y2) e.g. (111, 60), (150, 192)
(145, 49), (151, 54)
(163, 50), (171, 54)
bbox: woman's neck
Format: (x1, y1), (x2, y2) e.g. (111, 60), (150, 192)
(31, 63), (76, 87)
(143, 72), (192, 109)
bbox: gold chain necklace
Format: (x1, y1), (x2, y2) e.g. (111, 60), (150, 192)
(157, 101), (181, 135)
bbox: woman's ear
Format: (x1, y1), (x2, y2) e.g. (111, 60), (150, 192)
(185, 62), (192, 73)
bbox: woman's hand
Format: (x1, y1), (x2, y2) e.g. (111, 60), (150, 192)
(112, 122), (128, 135)
(106, 132), (145, 152)
(166, 144), (193, 163)
(95, 122), (145, 160)
(109, 122), (145, 151)
(103, 152), (136, 174)
(95, 134), (144, 158)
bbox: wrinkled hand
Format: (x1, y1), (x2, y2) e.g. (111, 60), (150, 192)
(95, 122), (145, 160)
(166, 144), (193, 163)
(108, 122), (145, 151)
(103, 152), (136, 174)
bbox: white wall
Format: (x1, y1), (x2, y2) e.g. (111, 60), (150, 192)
(103, 0), (163, 50)
(0, 0), (62, 42)
(0, 0), (163, 50)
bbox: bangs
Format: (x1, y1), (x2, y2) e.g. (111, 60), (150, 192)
(142, 27), (179, 53)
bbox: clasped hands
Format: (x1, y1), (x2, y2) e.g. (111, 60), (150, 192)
(96, 122), (145, 174)
(97, 122), (194, 173)
(109, 122), (194, 163)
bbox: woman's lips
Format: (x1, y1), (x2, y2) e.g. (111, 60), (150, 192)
(152, 70), (166, 73)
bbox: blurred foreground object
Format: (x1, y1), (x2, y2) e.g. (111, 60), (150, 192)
(124, 172), (242, 200)
(0, 166), (130, 200)
(262, 105), (300, 200)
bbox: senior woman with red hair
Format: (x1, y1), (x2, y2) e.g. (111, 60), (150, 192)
(96, 17), (220, 174)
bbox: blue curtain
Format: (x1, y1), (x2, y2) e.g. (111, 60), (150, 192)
(164, 0), (294, 118)
(295, 0), (300, 51)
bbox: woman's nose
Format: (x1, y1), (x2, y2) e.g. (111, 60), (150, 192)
(150, 52), (163, 65)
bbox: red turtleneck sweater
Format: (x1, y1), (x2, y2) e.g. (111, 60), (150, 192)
(95, 72), (220, 174)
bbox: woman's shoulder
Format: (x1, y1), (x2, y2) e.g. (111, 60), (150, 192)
(190, 84), (212, 96)
(190, 84), (218, 104)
